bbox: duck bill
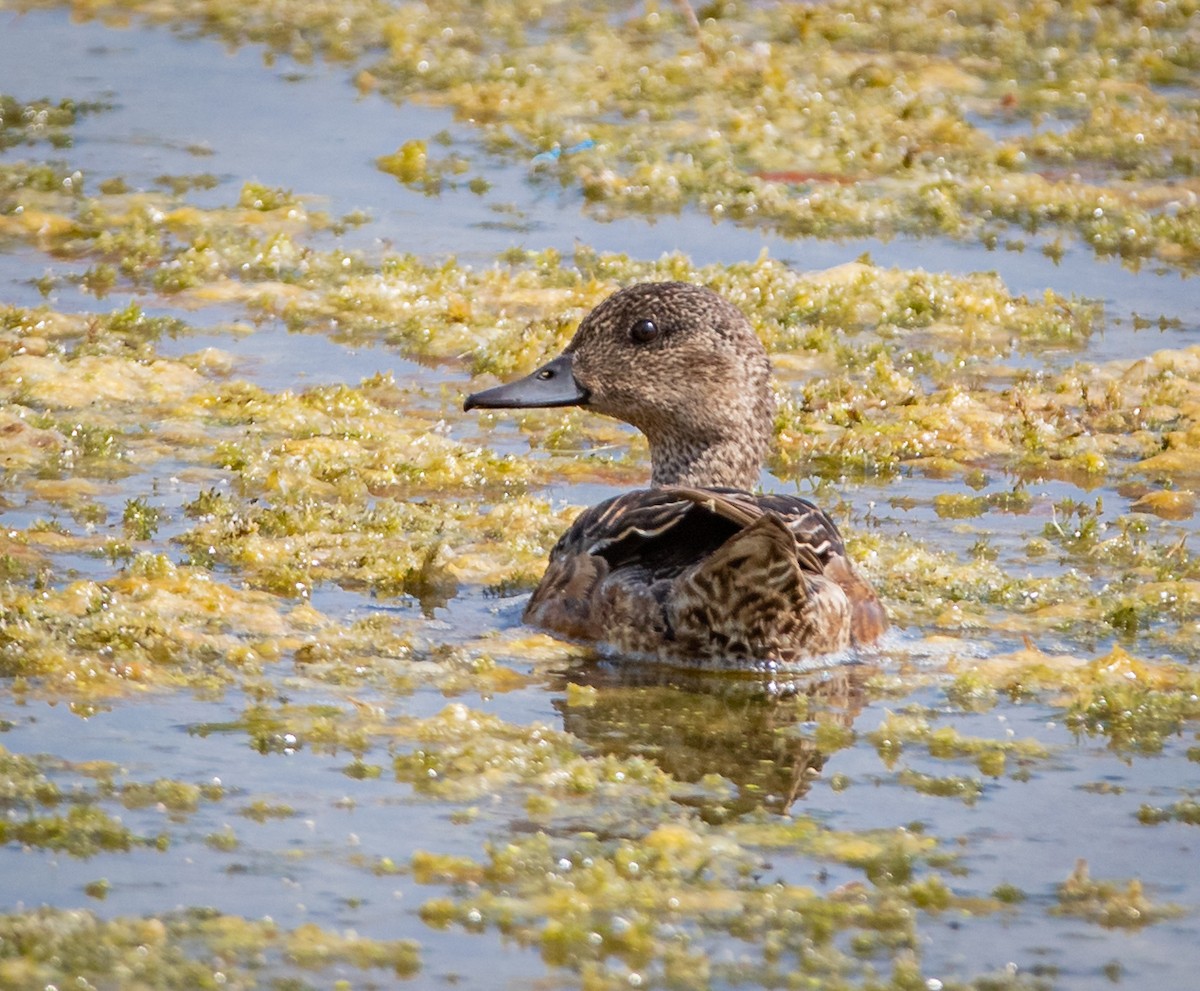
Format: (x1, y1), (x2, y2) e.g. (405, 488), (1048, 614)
(463, 353), (589, 411)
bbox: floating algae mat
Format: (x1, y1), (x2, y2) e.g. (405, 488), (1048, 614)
(1, 3), (1200, 989)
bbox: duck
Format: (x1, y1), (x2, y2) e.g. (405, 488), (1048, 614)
(464, 281), (887, 665)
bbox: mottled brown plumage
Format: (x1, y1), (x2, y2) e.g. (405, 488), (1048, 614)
(464, 281), (887, 665)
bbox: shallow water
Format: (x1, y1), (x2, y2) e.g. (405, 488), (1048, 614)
(3, 7), (1200, 991)
(3, 9), (1197, 331)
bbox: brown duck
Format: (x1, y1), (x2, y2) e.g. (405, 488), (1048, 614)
(465, 281), (886, 664)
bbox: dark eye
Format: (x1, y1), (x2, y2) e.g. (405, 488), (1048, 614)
(630, 319), (659, 344)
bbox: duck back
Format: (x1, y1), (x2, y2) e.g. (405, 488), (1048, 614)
(525, 486), (886, 665)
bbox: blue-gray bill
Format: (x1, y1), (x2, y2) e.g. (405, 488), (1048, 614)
(463, 353), (588, 411)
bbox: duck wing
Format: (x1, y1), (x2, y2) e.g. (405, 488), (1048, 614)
(663, 487), (888, 647)
(654, 486), (840, 574)
(524, 487), (886, 658)
(523, 488), (740, 641)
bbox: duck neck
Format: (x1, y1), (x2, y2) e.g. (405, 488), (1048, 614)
(648, 430), (768, 489)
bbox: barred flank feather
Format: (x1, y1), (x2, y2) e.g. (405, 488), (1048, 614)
(525, 486), (885, 664)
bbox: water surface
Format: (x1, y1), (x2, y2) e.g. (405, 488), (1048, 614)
(2, 8), (1200, 991)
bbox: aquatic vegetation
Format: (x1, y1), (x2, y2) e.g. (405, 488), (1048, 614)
(377, 138), (480, 195)
(0, 743), (157, 854)
(121, 496), (162, 540)
(238, 798), (296, 821)
(0, 93), (107, 150)
(1066, 674), (1200, 755)
(392, 702), (674, 806)
(0, 804), (155, 857)
(0, 907), (420, 987)
(1, 140), (1199, 957)
(2, 7), (1200, 988)
(0, 554), (301, 695)
(13, 0), (1200, 271)
(0, 745), (225, 856)
(869, 710), (1048, 774)
(1052, 859), (1184, 928)
(412, 811), (1013, 990)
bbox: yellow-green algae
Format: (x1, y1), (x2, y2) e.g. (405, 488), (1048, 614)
(0, 907), (420, 988)
(869, 710), (1048, 775)
(0, 743), (228, 855)
(411, 815), (1016, 990)
(3, 191), (1200, 736)
(0, 94), (107, 152)
(1052, 858), (1184, 928)
(950, 643), (1200, 755)
(1137, 796), (1200, 825)
(392, 705), (981, 987)
(3, 35), (1200, 990)
(12, 219), (1200, 653)
(1, 554), (299, 695)
(11, 0), (1200, 271)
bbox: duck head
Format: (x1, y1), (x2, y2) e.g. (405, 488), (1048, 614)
(465, 282), (775, 489)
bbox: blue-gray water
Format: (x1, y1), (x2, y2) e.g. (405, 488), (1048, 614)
(2, 8), (1199, 990)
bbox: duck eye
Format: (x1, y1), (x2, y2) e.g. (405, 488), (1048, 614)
(629, 319), (659, 344)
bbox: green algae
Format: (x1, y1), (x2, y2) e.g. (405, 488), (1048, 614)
(896, 769), (984, 804)
(392, 702), (672, 805)
(0, 746), (232, 856)
(411, 819), (1010, 990)
(2, 21), (1200, 991)
(204, 825), (239, 851)
(9, 170), (1198, 574)
(237, 799), (296, 821)
(1052, 859), (1184, 929)
(0, 555), (298, 695)
(371, 697), (1027, 987)
(371, 695), (1022, 986)
(2, 153), (1200, 734)
(0, 93), (108, 150)
(0, 803), (155, 857)
(3, 189), (1200, 753)
(1137, 797), (1200, 825)
(1067, 676), (1200, 755)
(192, 692), (410, 759)
(869, 711), (1047, 785)
(376, 138), (480, 196)
(122, 781), (220, 820)
(0, 906), (420, 988)
(14, 0), (1200, 271)
(121, 496), (162, 540)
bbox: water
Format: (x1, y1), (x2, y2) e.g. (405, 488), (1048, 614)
(3, 8), (1200, 990)
(3, 9), (1196, 333)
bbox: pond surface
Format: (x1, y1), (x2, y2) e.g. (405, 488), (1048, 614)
(2, 5), (1200, 990)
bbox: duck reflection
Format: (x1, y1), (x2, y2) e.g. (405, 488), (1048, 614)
(550, 661), (877, 818)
